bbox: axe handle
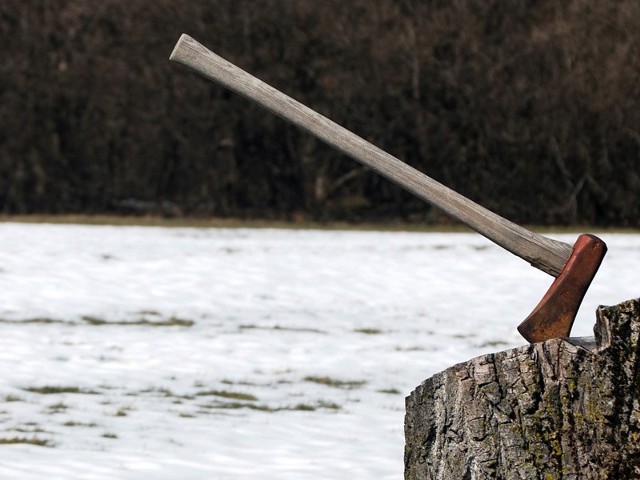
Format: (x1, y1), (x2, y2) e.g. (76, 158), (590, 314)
(170, 34), (572, 277)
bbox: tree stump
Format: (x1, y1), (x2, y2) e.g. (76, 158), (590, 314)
(404, 298), (640, 479)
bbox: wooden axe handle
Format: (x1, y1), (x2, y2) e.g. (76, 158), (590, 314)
(170, 34), (572, 277)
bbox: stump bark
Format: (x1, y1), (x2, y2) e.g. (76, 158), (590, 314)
(405, 298), (640, 479)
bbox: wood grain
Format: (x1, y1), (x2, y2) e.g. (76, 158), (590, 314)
(170, 34), (573, 277)
(405, 298), (640, 479)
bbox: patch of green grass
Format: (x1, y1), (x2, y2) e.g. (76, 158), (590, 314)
(199, 399), (341, 413)
(450, 333), (473, 339)
(290, 403), (316, 411)
(0, 317), (67, 325)
(354, 328), (384, 335)
(316, 400), (342, 410)
(82, 316), (194, 327)
(81, 315), (110, 325)
(196, 390), (258, 401)
(11, 425), (48, 434)
(139, 387), (175, 397)
(24, 386), (98, 395)
(378, 388), (402, 395)
(220, 379), (265, 387)
(0, 437), (52, 447)
(200, 401), (274, 412)
(47, 402), (68, 413)
(394, 345), (426, 352)
(3, 395), (23, 402)
(239, 324), (326, 334)
(63, 421), (98, 428)
(146, 316), (194, 327)
(102, 433), (118, 439)
(304, 376), (367, 389)
(290, 401), (342, 411)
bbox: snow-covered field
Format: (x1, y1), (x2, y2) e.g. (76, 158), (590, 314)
(0, 223), (638, 479)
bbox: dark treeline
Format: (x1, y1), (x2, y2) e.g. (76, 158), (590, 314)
(1, 0), (639, 225)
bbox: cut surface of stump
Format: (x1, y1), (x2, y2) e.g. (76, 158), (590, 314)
(404, 298), (640, 480)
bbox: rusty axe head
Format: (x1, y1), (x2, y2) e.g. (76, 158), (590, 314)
(517, 234), (607, 343)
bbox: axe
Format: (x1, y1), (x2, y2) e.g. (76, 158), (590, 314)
(170, 34), (607, 343)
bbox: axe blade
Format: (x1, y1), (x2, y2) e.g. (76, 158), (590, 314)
(518, 234), (607, 343)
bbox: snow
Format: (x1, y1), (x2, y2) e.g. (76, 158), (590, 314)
(0, 223), (637, 479)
